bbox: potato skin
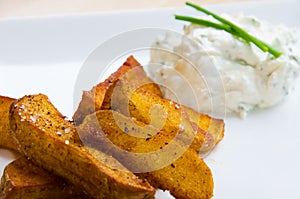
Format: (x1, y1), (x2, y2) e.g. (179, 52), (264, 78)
(0, 157), (90, 199)
(9, 94), (155, 199)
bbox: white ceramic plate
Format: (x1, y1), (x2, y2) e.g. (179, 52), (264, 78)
(1, 0), (300, 198)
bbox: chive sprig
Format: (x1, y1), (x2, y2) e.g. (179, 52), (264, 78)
(175, 2), (282, 58)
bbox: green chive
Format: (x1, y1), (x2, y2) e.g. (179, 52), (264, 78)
(175, 2), (282, 58)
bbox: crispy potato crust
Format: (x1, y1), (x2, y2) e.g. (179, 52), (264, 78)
(10, 94), (155, 199)
(0, 96), (91, 199)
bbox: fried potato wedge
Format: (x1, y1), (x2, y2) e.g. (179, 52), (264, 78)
(0, 157), (90, 199)
(0, 96), (90, 199)
(108, 81), (206, 154)
(77, 110), (214, 199)
(111, 76), (225, 155)
(73, 56), (162, 124)
(73, 56), (224, 155)
(0, 96), (18, 151)
(183, 106), (225, 155)
(10, 94), (155, 199)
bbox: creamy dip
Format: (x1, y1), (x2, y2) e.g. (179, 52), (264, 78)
(149, 14), (300, 118)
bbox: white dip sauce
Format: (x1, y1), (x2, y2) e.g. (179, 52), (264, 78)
(149, 14), (300, 118)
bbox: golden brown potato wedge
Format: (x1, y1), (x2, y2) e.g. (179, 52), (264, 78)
(0, 96), (18, 151)
(0, 96), (90, 199)
(111, 74), (224, 155)
(73, 56), (162, 124)
(111, 85), (224, 155)
(0, 157), (90, 199)
(107, 80), (206, 154)
(77, 110), (214, 199)
(183, 106), (224, 154)
(73, 56), (224, 155)
(10, 94), (155, 199)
